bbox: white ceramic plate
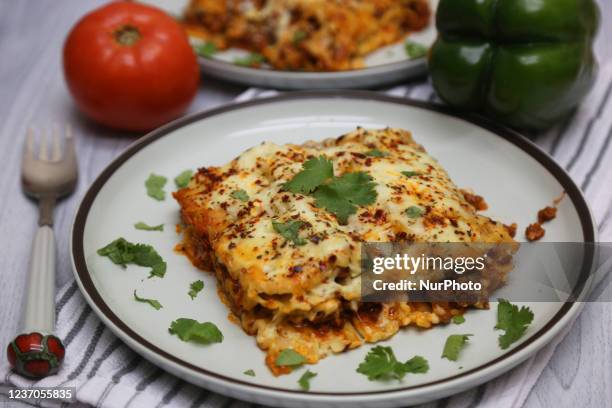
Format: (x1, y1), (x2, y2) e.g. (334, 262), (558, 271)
(138, 0), (438, 89)
(71, 93), (596, 408)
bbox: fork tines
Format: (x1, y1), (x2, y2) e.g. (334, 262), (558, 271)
(26, 124), (74, 162)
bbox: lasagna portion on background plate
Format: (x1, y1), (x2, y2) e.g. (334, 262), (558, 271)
(174, 128), (516, 375)
(182, 0), (431, 71)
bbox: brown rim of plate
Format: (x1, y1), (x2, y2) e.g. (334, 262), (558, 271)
(71, 90), (596, 396)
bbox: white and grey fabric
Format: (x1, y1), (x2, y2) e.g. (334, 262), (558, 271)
(1, 1), (612, 407)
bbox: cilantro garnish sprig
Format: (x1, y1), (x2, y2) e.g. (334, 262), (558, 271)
(276, 349), (306, 367)
(230, 189), (250, 202)
(194, 42), (217, 58)
(188, 280), (205, 300)
(169, 318), (223, 344)
(495, 299), (534, 349)
(145, 173), (167, 201)
(283, 156), (334, 194)
(298, 370), (317, 391)
(313, 172), (377, 223)
(274, 349), (317, 390)
(366, 149), (388, 157)
(405, 40), (428, 59)
(442, 334), (472, 361)
(134, 222), (164, 232)
(405, 206), (424, 218)
(234, 53), (266, 67)
(356, 346), (429, 381)
(174, 169), (193, 189)
(452, 315), (465, 325)
(97, 237), (167, 278)
(133, 290), (163, 310)
(283, 155), (377, 224)
(273, 220), (307, 246)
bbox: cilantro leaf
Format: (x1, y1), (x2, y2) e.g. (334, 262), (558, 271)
(356, 346), (429, 381)
(97, 238), (134, 265)
(298, 370), (317, 391)
(366, 149), (388, 157)
(272, 220), (307, 246)
(145, 173), (167, 201)
(293, 30), (308, 44)
(405, 40), (427, 59)
(168, 318), (223, 344)
(276, 349), (306, 367)
(283, 157), (377, 223)
(174, 170), (193, 189)
(194, 42), (217, 58)
(401, 171), (419, 177)
(234, 53), (266, 67)
(243, 369), (256, 377)
(188, 280), (204, 300)
(404, 356), (429, 373)
(313, 186), (354, 224)
(324, 172), (377, 206)
(452, 315), (466, 325)
(283, 156), (334, 194)
(133, 290), (163, 310)
(230, 189), (250, 202)
(149, 262), (167, 279)
(97, 238), (167, 278)
(495, 299), (534, 349)
(442, 334), (472, 361)
(134, 222), (164, 232)
(313, 172), (377, 224)
(405, 206), (424, 218)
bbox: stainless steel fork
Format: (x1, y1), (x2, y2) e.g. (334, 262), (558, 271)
(6, 125), (78, 378)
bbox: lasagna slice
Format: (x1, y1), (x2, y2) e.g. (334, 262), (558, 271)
(174, 128), (515, 375)
(183, 0), (431, 71)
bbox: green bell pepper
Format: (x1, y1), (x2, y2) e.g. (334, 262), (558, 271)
(429, 0), (600, 131)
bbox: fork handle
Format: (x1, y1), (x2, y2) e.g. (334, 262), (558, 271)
(7, 225), (65, 378)
(22, 225), (56, 333)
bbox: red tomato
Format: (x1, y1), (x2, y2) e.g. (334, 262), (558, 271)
(63, 2), (200, 132)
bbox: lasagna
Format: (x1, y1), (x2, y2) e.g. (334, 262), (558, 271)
(183, 0), (431, 71)
(174, 128), (516, 375)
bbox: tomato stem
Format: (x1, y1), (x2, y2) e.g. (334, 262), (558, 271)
(114, 25), (141, 46)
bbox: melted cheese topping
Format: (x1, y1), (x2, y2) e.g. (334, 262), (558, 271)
(174, 128), (515, 374)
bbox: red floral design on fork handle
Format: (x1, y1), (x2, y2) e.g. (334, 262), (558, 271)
(7, 333), (65, 377)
